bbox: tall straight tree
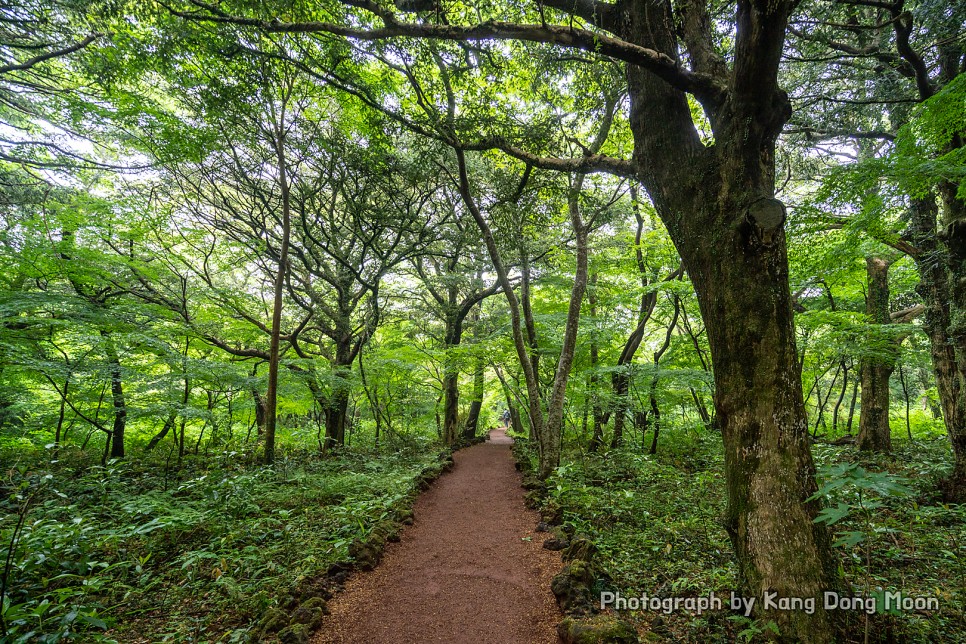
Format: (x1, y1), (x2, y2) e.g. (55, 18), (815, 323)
(262, 74), (295, 465)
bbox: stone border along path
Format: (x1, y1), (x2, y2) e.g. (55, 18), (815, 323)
(312, 427), (560, 644)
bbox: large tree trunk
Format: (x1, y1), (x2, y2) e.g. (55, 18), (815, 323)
(323, 359), (352, 450)
(857, 257), (895, 452)
(687, 226), (840, 638)
(324, 388), (349, 449)
(442, 355), (460, 446)
(621, 0), (841, 635)
(943, 226), (966, 500)
(441, 304), (462, 447)
(909, 197), (966, 501)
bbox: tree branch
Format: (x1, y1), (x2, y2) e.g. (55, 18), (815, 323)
(891, 5), (934, 99)
(891, 304), (924, 323)
(0, 33), (100, 75)
(540, 0), (617, 33)
(165, 0), (726, 104)
(464, 137), (635, 177)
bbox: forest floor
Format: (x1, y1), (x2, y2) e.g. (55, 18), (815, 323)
(521, 431), (966, 643)
(313, 427), (560, 644)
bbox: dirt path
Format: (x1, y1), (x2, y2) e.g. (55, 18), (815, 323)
(313, 428), (560, 644)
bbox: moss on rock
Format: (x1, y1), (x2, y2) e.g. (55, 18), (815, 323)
(557, 614), (640, 644)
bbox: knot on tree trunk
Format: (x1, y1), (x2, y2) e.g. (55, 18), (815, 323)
(745, 197), (787, 247)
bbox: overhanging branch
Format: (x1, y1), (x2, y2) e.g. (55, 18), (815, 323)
(0, 33), (100, 75)
(166, 0), (726, 104)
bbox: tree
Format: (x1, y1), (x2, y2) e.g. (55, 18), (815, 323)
(158, 58), (303, 463)
(855, 256), (923, 452)
(0, 0), (103, 169)
(411, 226), (502, 446)
(857, 256), (896, 452)
(604, 189), (683, 448)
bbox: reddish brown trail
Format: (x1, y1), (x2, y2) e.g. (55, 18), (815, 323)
(312, 428), (560, 644)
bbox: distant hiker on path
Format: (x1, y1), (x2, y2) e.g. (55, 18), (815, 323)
(502, 409), (511, 429)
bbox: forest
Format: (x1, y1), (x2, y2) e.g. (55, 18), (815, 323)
(0, 0), (964, 642)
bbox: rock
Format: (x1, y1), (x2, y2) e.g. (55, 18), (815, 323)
(552, 537), (604, 614)
(348, 540), (376, 569)
(551, 559), (597, 614)
(291, 596), (328, 629)
(543, 526), (571, 551)
(543, 536), (570, 551)
(327, 562), (351, 583)
(349, 519), (402, 570)
(522, 474), (545, 491)
(649, 615), (671, 637)
(277, 623), (311, 644)
(541, 501), (563, 524)
(524, 489), (544, 509)
(562, 537), (597, 563)
(255, 607), (288, 635)
(348, 538), (382, 570)
(376, 519), (399, 541)
(557, 614), (640, 644)
(536, 521), (551, 533)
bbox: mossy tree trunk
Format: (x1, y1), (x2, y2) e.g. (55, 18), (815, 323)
(857, 257), (895, 452)
(620, 0), (842, 635)
(909, 196), (966, 501)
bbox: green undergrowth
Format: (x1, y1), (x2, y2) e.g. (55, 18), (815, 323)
(1, 437), (447, 643)
(521, 430), (965, 642)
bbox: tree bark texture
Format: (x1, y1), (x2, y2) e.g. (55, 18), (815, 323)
(857, 257), (895, 452)
(619, 0), (842, 635)
(909, 197), (966, 500)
